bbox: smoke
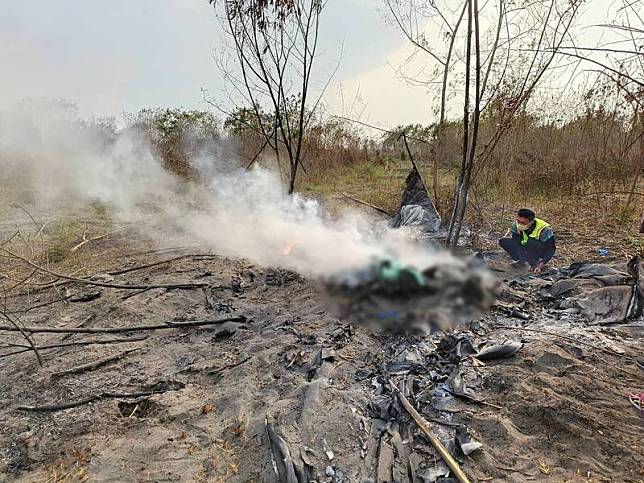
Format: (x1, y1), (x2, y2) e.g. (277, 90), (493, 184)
(0, 100), (450, 278)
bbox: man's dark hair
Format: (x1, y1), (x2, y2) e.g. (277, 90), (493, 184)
(517, 208), (535, 220)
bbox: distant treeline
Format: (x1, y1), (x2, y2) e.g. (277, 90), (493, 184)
(120, 105), (641, 209)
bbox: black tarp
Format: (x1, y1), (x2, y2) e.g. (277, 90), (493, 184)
(391, 165), (441, 232)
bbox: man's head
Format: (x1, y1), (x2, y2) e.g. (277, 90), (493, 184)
(516, 208), (535, 231)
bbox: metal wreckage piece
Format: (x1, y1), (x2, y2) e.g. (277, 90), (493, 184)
(321, 255), (497, 333)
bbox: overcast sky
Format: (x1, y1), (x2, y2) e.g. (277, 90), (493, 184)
(0, 0), (615, 127)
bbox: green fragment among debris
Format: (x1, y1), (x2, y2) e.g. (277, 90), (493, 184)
(377, 257), (426, 289)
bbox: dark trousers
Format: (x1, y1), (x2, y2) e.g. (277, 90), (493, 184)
(499, 237), (546, 268)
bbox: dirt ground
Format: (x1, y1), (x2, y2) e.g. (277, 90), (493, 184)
(0, 219), (643, 482)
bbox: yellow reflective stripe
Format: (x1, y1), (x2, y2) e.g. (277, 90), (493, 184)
(532, 218), (550, 240)
(520, 218), (550, 245)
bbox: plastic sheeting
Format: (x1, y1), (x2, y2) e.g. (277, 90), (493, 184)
(545, 256), (644, 325)
(391, 166), (441, 233)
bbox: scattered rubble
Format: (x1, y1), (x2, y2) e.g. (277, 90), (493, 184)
(0, 231), (642, 481)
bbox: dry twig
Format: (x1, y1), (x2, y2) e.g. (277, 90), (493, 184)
(18, 388), (178, 412)
(0, 316), (246, 334)
(107, 255), (206, 276)
(0, 309), (42, 366)
(0, 247), (208, 290)
(51, 349), (139, 377)
(0, 336), (146, 358)
(339, 192), (391, 216)
(70, 233), (110, 252)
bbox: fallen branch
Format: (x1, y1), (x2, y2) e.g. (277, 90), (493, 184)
(34, 219), (54, 239)
(129, 246), (198, 257)
(51, 349), (139, 377)
(17, 388), (176, 412)
(121, 288), (156, 301)
(107, 254), (214, 276)
(0, 336), (147, 358)
(392, 382), (472, 483)
(205, 355), (252, 375)
(8, 267), (86, 295)
(6, 268), (39, 292)
(1, 230), (20, 246)
(0, 247), (208, 290)
(339, 192), (391, 216)
(70, 233), (110, 252)
(9, 254), (217, 296)
(0, 316), (246, 334)
(0, 309), (42, 366)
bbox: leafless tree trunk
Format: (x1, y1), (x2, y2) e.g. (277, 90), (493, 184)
(210, 0), (324, 194)
(446, 0), (474, 246)
(433, 2), (468, 211)
(449, 0), (482, 246)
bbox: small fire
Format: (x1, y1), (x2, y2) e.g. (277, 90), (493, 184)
(282, 241), (294, 256)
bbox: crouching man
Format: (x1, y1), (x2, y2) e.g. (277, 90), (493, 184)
(499, 208), (555, 273)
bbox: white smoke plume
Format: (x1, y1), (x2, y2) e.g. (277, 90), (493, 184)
(0, 100), (449, 278)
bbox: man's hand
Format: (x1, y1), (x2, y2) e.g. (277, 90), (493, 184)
(533, 261), (544, 273)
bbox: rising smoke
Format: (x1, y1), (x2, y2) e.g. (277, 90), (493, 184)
(0, 100), (450, 278)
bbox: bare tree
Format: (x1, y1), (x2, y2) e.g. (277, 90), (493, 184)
(447, 0), (482, 246)
(209, 0), (324, 194)
(556, 0), (644, 215)
(385, 0), (584, 246)
(385, 0), (468, 210)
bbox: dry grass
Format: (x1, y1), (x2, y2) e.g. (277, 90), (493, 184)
(300, 157), (643, 263)
(45, 448), (90, 482)
(0, 206), (116, 300)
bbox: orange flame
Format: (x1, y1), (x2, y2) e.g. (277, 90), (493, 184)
(282, 241), (294, 256)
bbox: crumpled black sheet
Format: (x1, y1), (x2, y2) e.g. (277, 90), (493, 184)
(544, 256), (643, 324)
(566, 262), (628, 279)
(391, 166), (441, 233)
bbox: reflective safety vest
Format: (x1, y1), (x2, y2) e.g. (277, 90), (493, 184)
(521, 218), (550, 245)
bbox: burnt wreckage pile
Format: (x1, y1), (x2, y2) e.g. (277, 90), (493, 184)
(269, 312), (525, 482)
(360, 332), (522, 482)
(265, 169), (519, 482)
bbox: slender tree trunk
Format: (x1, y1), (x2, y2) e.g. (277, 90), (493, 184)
(446, 0), (473, 247)
(452, 0), (482, 243)
(434, 1), (468, 213)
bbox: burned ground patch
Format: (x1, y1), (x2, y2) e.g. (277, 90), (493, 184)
(0, 232), (642, 482)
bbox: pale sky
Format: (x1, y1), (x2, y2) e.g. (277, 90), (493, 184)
(0, 0), (618, 127)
